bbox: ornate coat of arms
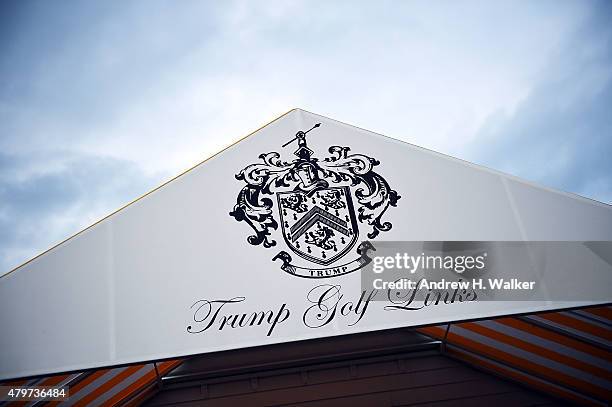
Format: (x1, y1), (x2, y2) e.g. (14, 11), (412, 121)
(230, 124), (400, 278)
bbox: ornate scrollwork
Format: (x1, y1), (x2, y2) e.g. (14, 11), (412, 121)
(230, 128), (400, 248)
(320, 146), (400, 239)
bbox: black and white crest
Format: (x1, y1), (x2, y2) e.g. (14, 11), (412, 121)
(277, 186), (358, 265)
(230, 123), (400, 277)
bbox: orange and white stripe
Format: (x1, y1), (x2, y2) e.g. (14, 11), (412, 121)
(418, 305), (612, 406)
(0, 360), (180, 407)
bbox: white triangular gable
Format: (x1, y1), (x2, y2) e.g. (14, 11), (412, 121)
(1, 109), (610, 380)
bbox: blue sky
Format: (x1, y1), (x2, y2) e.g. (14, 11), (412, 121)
(1, 0), (611, 274)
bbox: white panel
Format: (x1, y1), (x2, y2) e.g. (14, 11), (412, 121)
(1, 109), (611, 379)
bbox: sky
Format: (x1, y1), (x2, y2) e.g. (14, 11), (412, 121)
(1, 0), (611, 274)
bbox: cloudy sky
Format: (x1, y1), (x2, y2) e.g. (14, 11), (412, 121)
(1, 0), (611, 274)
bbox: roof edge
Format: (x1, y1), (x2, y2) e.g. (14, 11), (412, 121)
(1, 108), (299, 279)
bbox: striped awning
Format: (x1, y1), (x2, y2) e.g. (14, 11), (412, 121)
(0, 361), (180, 407)
(418, 306), (611, 406)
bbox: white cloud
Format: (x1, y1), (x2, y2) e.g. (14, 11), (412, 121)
(1, 0), (609, 273)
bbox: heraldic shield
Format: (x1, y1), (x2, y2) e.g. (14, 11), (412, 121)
(277, 186), (359, 266)
(230, 122), (400, 277)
